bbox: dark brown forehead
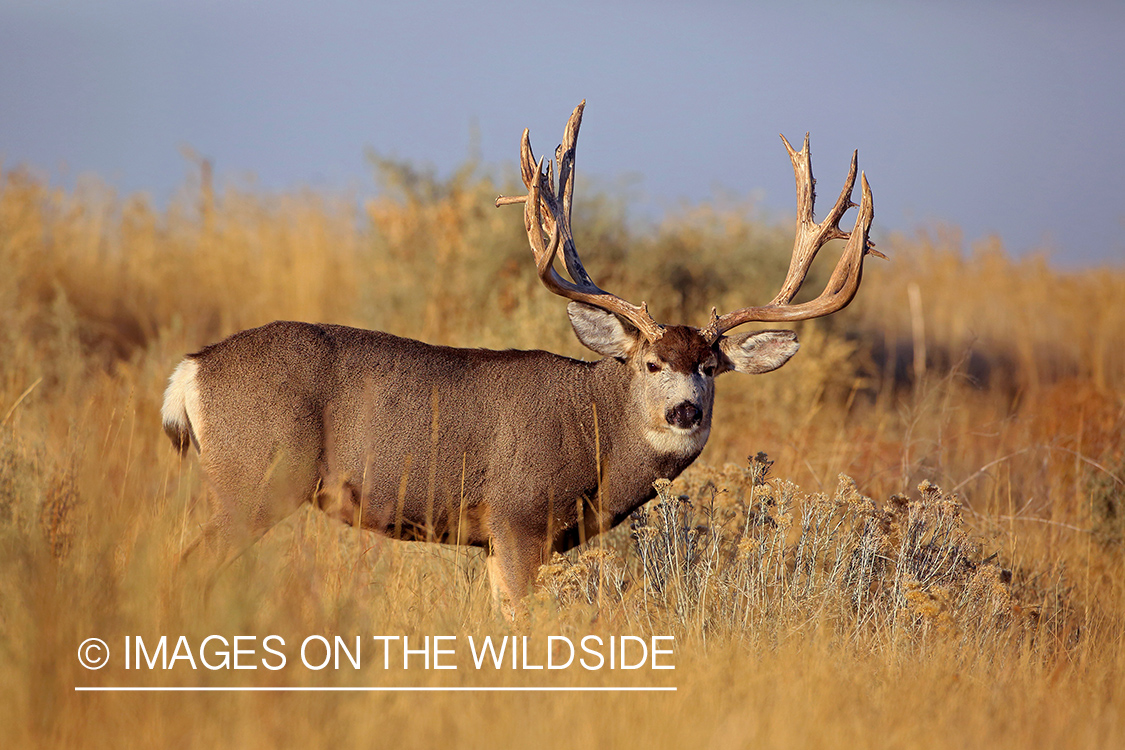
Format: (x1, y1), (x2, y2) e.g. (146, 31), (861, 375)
(650, 325), (715, 372)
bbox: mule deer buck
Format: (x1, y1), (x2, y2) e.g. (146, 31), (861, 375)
(163, 101), (879, 611)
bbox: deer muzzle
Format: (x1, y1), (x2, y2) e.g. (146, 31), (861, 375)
(666, 401), (702, 430)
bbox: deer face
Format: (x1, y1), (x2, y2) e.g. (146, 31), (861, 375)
(568, 302), (801, 456)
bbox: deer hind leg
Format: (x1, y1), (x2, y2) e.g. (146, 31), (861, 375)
(177, 486), (274, 598)
(180, 441), (320, 583)
(174, 489), (245, 607)
(179, 491), (263, 571)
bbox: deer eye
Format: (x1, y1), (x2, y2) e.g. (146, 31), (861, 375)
(646, 361), (662, 373)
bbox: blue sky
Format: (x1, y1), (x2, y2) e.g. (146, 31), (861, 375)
(2, 0), (1123, 266)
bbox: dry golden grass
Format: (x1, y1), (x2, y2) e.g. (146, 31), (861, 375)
(1, 159), (1123, 748)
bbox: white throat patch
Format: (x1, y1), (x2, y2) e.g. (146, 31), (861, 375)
(644, 423), (710, 457)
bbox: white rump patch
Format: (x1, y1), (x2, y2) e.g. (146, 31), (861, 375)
(162, 359), (204, 448)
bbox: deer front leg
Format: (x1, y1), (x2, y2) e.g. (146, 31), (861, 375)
(486, 530), (546, 621)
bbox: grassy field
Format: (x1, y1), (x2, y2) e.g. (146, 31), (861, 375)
(1, 157), (1123, 748)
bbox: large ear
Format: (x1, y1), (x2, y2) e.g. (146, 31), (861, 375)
(718, 330), (800, 374)
(568, 301), (641, 358)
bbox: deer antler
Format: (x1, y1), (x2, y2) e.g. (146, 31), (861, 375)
(700, 133), (884, 344)
(497, 101), (664, 342)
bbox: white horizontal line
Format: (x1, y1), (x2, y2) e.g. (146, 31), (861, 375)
(75, 686), (676, 692)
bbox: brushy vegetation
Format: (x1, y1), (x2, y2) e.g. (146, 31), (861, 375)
(1, 157), (1123, 748)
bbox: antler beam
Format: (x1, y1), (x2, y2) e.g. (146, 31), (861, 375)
(496, 101), (664, 342)
(700, 134), (883, 344)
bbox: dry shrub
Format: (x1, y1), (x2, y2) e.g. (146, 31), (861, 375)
(535, 548), (627, 610)
(620, 456), (1063, 652)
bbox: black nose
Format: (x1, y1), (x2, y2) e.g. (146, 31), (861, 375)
(666, 401), (702, 429)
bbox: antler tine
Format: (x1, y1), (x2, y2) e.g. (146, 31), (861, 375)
(493, 127), (540, 208)
(701, 136), (881, 344)
(771, 134), (857, 305)
(497, 101), (664, 341)
(524, 155), (571, 282)
(520, 128), (538, 193)
(554, 102), (597, 288)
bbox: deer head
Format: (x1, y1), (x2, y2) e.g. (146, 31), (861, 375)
(497, 101), (881, 456)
